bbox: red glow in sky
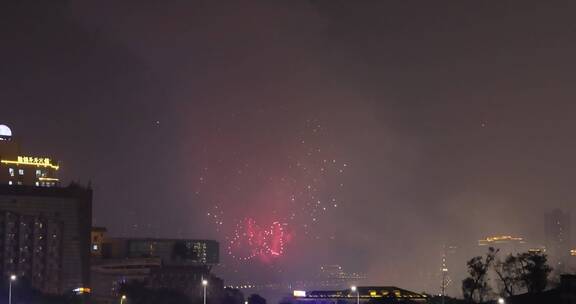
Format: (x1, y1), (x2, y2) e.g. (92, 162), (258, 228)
(228, 218), (289, 262)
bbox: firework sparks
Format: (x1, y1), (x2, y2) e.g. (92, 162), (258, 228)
(228, 218), (287, 261)
(199, 118), (348, 262)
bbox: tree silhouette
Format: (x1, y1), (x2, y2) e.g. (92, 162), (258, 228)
(518, 252), (552, 293)
(493, 253), (523, 297)
(462, 247), (497, 303)
(248, 294), (267, 304)
(492, 251), (552, 296)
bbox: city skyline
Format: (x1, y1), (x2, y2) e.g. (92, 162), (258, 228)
(2, 0), (576, 299)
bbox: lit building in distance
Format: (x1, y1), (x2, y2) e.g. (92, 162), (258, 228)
(287, 265), (368, 290)
(545, 209), (571, 271)
(478, 235), (528, 255)
(99, 237), (219, 266)
(90, 228), (221, 303)
(528, 247), (547, 254)
(290, 286), (428, 304)
(478, 235), (525, 246)
(0, 124), (59, 187)
(0, 184), (92, 294)
(319, 265), (345, 279)
(319, 265), (366, 281)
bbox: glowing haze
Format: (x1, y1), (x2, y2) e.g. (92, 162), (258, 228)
(2, 0), (576, 297)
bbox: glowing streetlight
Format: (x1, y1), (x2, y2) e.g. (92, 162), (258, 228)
(120, 295), (127, 304)
(351, 286), (359, 304)
(498, 298), (505, 304)
(9, 275), (17, 304)
(202, 279), (209, 304)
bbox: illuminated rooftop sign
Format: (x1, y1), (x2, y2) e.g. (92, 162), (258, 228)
(0, 156), (59, 170)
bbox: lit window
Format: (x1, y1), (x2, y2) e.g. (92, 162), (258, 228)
(17, 181), (22, 185)
(35, 182), (39, 187)
(8, 181), (12, 185)
(92, 244), (99, 251)
(18, 169), (24, 175)
(36, 169), (41, 177)
(9, 168), (14, 176)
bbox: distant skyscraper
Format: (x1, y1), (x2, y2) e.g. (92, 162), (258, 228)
(545, 209), (571, 272)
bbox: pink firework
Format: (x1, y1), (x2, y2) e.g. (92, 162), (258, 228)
(202, 118), (348, 262)
(228, 218), (288, 261)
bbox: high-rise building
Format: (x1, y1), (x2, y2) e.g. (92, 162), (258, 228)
(0, 124), (91, 294)
(545, 209), (571, 271)
(0, 124), (60, 187)
(0, 184), (92, 294)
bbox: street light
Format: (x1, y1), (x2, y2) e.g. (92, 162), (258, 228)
(9, 275), (16, 304)
(351, 286), (359, 304)
(497, 298), (505, 304)
(202, 279), (208, 304)
(120, 294), (127, 304)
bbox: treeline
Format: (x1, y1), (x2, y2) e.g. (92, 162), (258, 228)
(461, 247), (552, 303)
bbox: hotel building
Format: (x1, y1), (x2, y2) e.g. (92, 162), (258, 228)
(0, 124), (92, 294)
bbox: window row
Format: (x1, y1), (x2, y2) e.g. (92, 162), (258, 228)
(7, 181), (56, 187)
(8, 168), (47, 177)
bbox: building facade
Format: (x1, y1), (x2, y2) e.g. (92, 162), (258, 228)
(90, 230), (221, 303)
(94, 237), (219, 266)
(0, 184), (92, 294)
(0, 124), (59, 187)
(0, 210), (63, 293)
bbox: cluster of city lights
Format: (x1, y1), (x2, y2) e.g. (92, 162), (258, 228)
(478, 235), (525, 246)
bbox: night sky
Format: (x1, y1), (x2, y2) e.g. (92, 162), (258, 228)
(2, 0), (576, 295)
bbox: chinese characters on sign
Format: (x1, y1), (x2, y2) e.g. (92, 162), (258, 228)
(17, 156), (53, 165)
